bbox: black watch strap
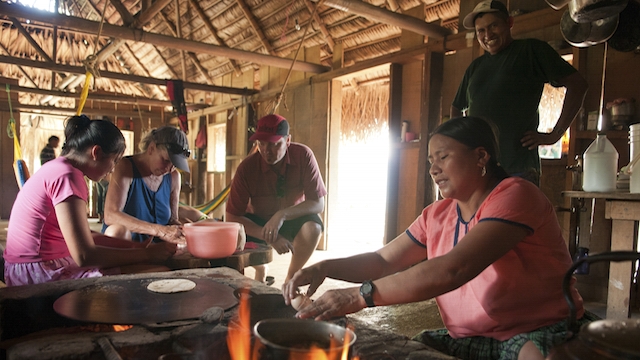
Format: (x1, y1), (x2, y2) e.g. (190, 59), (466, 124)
(360, 280), (376, 307)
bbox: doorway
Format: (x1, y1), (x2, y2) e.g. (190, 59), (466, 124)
(328, 83), (390, 255)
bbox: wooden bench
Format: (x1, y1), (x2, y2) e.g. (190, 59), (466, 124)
(165, 243), (273, 274)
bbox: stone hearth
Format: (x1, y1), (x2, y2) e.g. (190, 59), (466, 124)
(0, 268), (455, 360)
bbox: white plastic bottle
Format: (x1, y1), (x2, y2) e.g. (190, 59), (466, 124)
(582, 133), (618, 192)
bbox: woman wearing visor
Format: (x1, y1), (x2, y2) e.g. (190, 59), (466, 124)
(103, 126), (191, 244)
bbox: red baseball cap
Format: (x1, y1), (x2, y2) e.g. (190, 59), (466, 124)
(249, 114), (290, 142)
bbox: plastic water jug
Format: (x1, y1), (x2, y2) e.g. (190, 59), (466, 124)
(582, 133), (618, 192)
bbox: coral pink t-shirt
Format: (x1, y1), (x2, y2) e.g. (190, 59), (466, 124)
(407, 177), (584, 340)
(4, 157), (88, 263)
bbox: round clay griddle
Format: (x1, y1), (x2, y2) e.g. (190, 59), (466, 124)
(53, 278), (238, 324)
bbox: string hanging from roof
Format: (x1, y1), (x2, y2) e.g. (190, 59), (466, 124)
(76, 0), (110, 115)
(265, 0), (323, 115)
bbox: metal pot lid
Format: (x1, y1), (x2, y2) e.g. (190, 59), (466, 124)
(587, 15), (620, 44)
(569, 0), (628, 23)
(577, 318), (640, 357)
(561, 10), (619, 47)
(53, 278), (238, 324)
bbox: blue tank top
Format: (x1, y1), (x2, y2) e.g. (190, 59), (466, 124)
(102, 157), (172, 242)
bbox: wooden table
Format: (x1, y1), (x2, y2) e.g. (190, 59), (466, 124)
(563, 190), (640, 319)
(166, 243), (273, 274)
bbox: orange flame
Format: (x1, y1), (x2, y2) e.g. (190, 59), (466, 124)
(227, 290), (252, 360)
(227, 288), (358, 360)
(112, 325), (133, 332)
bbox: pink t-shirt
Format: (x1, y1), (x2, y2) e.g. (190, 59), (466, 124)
(407, 177), (584, 340)
(4, 157), (88, 263)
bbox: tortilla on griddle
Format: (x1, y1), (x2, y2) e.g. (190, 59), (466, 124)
(147, 279), (196, 293)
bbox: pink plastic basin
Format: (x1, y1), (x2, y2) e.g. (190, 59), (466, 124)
(183, 221), (240, 259)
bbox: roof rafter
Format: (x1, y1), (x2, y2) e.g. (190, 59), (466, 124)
(0, 2), (330, 73)
(159, 11), (216, 84)
(235, 0), (275, 55)
(0, 55), (257, 95)
(303, 0), (335, 52)
(186, 0), (243, 76)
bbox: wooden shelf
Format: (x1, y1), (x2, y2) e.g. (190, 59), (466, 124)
(575, 130), (629, 139)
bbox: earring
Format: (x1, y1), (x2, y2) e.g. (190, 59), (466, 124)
(481, 166), (487, 177)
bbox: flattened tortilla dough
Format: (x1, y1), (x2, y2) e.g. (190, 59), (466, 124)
(147, 279), (196, 293)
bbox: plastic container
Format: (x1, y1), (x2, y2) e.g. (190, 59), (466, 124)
(183, 220), (240, 259)
(582, 133), (618, 192)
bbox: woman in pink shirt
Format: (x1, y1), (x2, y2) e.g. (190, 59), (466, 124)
(4, 115), (176, 286)
(283, 116), (595, 360)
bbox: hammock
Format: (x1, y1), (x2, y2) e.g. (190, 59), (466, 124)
(180, 184), (231, 215)
(5, 85), (29, 189)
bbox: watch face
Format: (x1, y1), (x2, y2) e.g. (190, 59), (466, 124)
(361, 282), (372, 294)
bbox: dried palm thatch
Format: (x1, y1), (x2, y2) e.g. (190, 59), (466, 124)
(341, 82), (389, 143)
(0, 0), (458, 112)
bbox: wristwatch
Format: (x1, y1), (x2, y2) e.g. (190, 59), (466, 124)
(360, 280), (376, 307)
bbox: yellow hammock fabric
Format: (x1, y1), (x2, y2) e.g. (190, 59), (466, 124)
(5, 85), (29, 189)
(180, 185), (231, 215)
(76, 72), (92, 115)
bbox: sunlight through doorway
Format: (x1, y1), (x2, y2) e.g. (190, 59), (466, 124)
(329, 84), (390, 255)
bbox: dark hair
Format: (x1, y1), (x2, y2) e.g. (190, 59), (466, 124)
(432, 116), (509, 180)
(48, 135), (59, 142)
(60, 115), (125, 156)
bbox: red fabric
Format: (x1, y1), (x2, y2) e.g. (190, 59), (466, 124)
(195, 116), (207, 149)
(165, 80), (189, 134)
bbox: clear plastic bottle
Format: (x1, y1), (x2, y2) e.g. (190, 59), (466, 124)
(582, 133), (618, 192)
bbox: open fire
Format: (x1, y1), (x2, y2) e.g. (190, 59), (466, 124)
(227, 289), (357, 360)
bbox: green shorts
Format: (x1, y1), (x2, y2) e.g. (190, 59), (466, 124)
(412, 311), (600, 360)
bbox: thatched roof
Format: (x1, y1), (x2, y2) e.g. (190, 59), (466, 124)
(0, 0), (460, 112)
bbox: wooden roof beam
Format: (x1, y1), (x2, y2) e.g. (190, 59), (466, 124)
(108, 0), (136, 25)
(314, 0), (451, 38)
(303, 0), (335, 52)
(1, 82), (171, 106)
(0, 2), (330, 73)
(9, 17), (53, 62)
(95, 0), (174, 65)
(0, 55), (258, 95)
(234, 0), (275, 55)
(0, 43), (38, 88)
(186, 0), (243, 76)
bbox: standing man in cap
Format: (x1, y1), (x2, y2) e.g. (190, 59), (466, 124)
(452, 0), (588, 185)
(226, 114), (326, 284)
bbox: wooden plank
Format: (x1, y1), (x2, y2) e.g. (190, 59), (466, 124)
(607, 218), (635, 319)
(606, 200), (640, 220)
(419, 50), (444, 211)
(325, 80), (342, 250)
(385, 63), (403, 243)
(400, 5), (425, 50)
(310, 81), (330, 250)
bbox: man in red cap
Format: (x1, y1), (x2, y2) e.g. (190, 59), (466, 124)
(226, 114), (327, 284)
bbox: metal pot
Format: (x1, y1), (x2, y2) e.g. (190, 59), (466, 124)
(253, 318), (356, 360)
(546, 251), (640, 359)
(569, 0), (628, 23)
(561, 10), (619, 47)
